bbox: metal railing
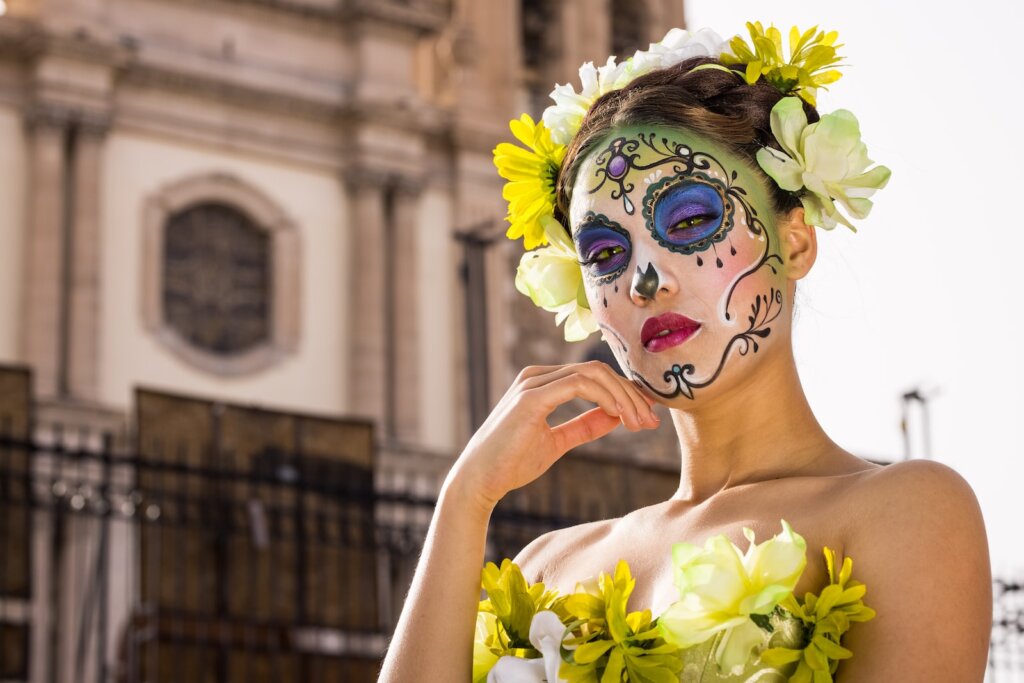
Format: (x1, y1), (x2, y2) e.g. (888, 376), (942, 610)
(0, 420), (575, 683)
(1, 421), (1020, 681)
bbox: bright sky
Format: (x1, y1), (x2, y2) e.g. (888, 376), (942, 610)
(684, 0), (1024, 578)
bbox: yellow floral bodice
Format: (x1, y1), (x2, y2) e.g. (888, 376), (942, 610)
(473, 521), (874, 683)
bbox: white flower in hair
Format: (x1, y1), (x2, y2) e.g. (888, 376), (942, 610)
(542, 27), (727, 145)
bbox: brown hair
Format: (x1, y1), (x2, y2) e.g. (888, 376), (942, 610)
(554, 56), (820, 228)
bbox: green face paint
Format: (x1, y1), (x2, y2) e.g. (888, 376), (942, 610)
(570, 125), (788, 402)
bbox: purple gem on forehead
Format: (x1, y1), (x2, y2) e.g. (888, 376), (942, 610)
(607, 154), (628, 178)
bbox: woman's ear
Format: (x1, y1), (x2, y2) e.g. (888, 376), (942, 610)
(779, 206), (817, 281)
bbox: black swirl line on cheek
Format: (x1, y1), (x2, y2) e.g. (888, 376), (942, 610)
(587, 137), (642, 214)
(625, 287), (784, 400)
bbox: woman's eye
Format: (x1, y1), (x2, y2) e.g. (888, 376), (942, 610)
(669, 215), (711, 232)
(649, 181), (726, 249)
(588, 245), (624, 263)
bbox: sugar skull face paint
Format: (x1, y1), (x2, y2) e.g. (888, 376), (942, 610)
(570, 126), (787, 402)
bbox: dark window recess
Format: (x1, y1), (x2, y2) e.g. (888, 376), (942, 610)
(163, 202), (272, 355)
(610, 1), (646, 59)
(520, 0), (555, 70)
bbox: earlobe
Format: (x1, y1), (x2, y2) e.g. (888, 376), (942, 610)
(780, 207), (817, 281)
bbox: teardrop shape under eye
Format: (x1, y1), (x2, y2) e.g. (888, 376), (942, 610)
(653, 183), (725, 247)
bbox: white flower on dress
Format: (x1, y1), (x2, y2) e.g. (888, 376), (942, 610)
(487, 610), (568, 683)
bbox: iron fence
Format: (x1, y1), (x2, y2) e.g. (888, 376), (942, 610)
(0, 420), (1019, 681)
(0, 419), (578, 683)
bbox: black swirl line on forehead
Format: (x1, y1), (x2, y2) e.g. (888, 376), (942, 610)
(587, 137), (642, 214)
(587, 133), (732, 215)
(641, 173), (735, 256)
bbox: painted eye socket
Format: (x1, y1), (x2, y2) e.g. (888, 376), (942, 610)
(653, 183), (724, 247)
(575, 222), (630, 280)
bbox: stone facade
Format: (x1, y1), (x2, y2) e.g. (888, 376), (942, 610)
(0, 0), (688, 498)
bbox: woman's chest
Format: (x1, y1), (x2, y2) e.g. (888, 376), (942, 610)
(539, 492), (848, 619)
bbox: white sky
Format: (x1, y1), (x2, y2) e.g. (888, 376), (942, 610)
(684, 0), (1024, 577)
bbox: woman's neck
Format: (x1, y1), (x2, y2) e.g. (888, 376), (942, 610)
(667, 343), (840, 504)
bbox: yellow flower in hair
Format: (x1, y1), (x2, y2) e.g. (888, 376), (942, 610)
(722, 22), (844, 106)
(493, 114), (566, 250)
(760, 547), (876, 683)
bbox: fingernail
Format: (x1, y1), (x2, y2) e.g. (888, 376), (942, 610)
(649, 410), (659, 422)
(615, 402), (623, 415)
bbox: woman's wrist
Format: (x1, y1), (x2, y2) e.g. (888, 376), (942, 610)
(440, 463), (500, 522)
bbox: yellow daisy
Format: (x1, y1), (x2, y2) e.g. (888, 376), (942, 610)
(493, 114), (566, 250)
(759, 547), (876, 683)
(721, 23), (844, 106)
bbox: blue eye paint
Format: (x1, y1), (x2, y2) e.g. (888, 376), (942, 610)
(653, 183), (724, 246)
(642, 175), (734, 256)
(574, 212), (631, 283)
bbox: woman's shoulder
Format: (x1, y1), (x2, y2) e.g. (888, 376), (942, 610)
(844, 458), (981, 527)
(840, 458), (986, 563)
(834, 458), (992, 679)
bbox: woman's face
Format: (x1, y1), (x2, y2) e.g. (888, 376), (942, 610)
(569, 124), (791, 405)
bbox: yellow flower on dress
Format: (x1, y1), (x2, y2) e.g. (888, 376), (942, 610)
(559, 560), (681, 682)
(721, 23), (844, 106)
(658, 520), (807, 674)
(474, 559), (567, 682)
(759, 547), (876, 683)
(492, 114), (566, 250)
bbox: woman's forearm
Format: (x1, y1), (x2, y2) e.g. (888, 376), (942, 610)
(378, 472), (493, 682)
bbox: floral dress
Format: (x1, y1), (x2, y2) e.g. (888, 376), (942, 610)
(473, 521), (874, 683)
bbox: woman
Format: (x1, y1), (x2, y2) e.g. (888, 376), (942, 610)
(379, 23), (991, 682)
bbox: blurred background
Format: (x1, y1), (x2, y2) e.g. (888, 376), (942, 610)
(0, 0), (1019, 680)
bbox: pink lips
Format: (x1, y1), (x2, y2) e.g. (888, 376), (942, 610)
(641, 312), (701, 353)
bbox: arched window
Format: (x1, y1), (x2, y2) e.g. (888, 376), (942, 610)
(143, 174), (300, 375)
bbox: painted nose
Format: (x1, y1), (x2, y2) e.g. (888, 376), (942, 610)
(631, 262), (660, 300)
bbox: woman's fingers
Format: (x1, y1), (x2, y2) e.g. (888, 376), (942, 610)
(519, 372), (643, 433)
(549, 406), (622, 454)
(612, 373), (658, 428)
(518, 361), (653, 431)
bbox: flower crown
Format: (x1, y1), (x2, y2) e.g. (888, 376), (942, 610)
(494, 22), (892, 342)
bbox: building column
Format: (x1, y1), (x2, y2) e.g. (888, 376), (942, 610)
(345, 171), (388, 432)
(20, 111), (68, 399)
(67, 121), (107, 402)
(390, 180), (422, 445)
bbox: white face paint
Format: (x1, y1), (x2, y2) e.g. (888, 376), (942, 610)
(570, 125), (790, 404)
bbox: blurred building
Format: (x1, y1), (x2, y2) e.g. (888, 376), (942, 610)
(0, 0), (686, 489)
(0, 1), (688, 680)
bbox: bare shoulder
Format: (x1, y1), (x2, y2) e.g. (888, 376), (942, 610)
(835, 459), (992, 681)
(511, 518), (615, 585)
(843, 459), (985, 543)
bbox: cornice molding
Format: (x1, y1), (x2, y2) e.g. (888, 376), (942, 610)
(213, 0), (450, 32)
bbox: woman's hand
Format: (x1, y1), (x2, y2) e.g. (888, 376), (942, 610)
(448, 360), (661, 513)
